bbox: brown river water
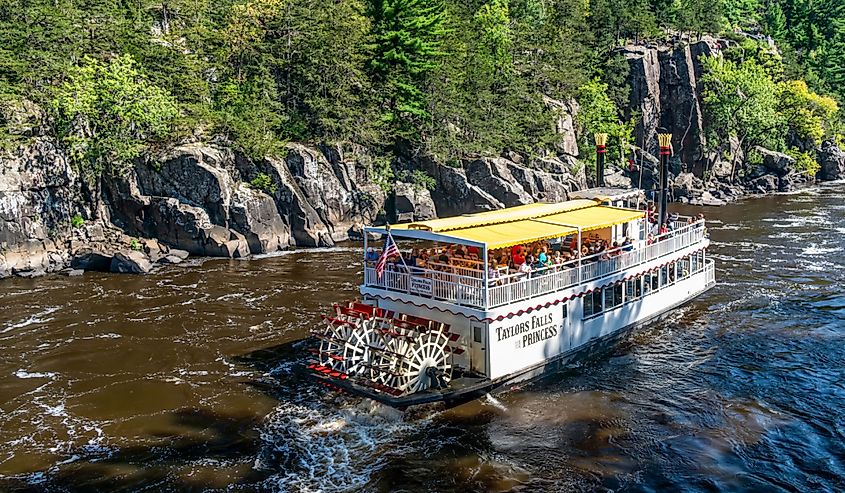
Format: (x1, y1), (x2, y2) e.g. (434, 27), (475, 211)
(1, 184), (844, 492)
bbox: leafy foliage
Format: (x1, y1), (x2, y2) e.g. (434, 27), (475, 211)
(52, 55), (179, 179)
(576, 79), (634, 167)
(0, 0), (841, 180)
(787, 149), (821, 176)
(70, 214), (84, 228)
(776, 80), (838, 146)
(249, 172), (278, 194)
(700, 56), (784, 161)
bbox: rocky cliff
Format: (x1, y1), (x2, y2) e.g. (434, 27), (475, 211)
(616, 37), (845, 205)
(0, 120), (587, 278)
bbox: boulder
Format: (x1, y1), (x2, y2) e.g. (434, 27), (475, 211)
(672, 172), (704, 199)
(110, 250), (153, 274)
(159, 255), (184, 265)
(230, 184), (290, 253)
(756, 147), (795, 176)
(699, 191), (726, 206)
(168, 249), (190, 260)
(394, 182), (436, 221)
(817, 141), (845, 181)
(603, 167), (633, 188)
(71, 249), (113, 272)
(748, 175), (778, 194)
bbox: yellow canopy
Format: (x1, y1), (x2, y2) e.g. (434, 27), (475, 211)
(395, 199), (596, 232)
(542, 206), (645, 233)
(444, 219), (577, 250)
(382, 200), (645, 250)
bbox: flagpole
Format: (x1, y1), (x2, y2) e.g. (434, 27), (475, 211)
(385, 223), (410, 272)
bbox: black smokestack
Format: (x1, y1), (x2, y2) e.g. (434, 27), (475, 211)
(595, 133), (608, 187)
(658, 133), (672, 228)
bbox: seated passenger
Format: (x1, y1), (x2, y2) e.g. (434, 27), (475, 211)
(512, 247), (526, 267)
(538, 246), (548, 266)
(365, 247), (379, 263)
(518, 258), (533, 277)
(487, 260), (501, 285)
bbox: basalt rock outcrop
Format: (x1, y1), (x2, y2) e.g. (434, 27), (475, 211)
(1, 130), (588, 279)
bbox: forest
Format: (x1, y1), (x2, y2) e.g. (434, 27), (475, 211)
(0, 0), (843, 182)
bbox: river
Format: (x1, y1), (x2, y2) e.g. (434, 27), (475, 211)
(1, 184), (843, 492)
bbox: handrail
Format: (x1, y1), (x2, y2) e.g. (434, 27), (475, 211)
(363, 221), (708, 310)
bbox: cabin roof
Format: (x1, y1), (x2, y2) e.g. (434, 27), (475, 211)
(371, 198), (645, 250)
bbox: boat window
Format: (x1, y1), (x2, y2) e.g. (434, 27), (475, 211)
(583, 290), (602, 318)
(473, 325), (482, 343)
(626, 277), (642, 300)
(613, 283), (623, 307)
(583, 293), (594, 318)
(668, 262), (676, 284)
(603, 286), (614, 310)
(660, 266), (669, 286)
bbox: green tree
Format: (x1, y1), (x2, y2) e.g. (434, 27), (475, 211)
(52, 54), (179, 180)
(368, 0), (446, 141)
(576, 79), (634, 170)
(700, 55), (785, 176)
(776, 79), (838, 146)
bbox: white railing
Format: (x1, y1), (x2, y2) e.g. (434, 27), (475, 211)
(364, 266), (485, 308)
(705, 258), (716, 285)
(363, 222), (709, 310)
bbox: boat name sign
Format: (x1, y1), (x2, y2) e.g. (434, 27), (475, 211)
(495, 312), (558, 348)
(487, 305), (567, 380)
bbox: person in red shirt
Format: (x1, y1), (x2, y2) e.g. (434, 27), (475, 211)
(511, 246), (525, 267)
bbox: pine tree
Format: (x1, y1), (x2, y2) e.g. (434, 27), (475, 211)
(367, 0), (446, 141)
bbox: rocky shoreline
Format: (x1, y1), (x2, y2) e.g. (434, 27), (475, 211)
(2, 38), (844, 280)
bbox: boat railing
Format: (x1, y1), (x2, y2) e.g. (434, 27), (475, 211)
(364, 221), (708, 310)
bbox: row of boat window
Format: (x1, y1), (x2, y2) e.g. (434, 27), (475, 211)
(582, 251), (706, 319)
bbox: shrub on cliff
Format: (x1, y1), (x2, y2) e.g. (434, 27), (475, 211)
(52, 54), (179, 181)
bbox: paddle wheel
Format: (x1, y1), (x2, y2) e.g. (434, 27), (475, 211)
(308, 301), (462, 396)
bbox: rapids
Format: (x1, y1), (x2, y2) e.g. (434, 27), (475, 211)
(0, 185), (843, 492)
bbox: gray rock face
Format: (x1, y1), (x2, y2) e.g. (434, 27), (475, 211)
(817, 141), (845, 181)
(71, 249), (113, 271)
(543, 96), (580, 157)
(622, 39), (718, 175)
(394, 182), (436, 221)
(230, 184), (290, 253)
(756, 147), (796, 176)
(110, 250), (153, 274)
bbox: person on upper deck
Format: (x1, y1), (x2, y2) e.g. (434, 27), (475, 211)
(365, 247), (378, 263)
(512, 246), (526, 267)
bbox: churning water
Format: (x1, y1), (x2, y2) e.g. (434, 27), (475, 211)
(0, 185), (843, 492)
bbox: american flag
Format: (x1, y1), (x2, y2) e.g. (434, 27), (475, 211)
(376, 232), (400, 279)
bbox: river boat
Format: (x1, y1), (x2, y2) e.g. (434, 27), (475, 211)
(306, 187), (715, 408)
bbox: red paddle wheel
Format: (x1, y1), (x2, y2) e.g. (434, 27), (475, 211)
(308, 301), (460, 396)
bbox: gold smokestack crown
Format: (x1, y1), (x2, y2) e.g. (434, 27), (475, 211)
(594, 133), (608, 146)
(658, 133), (672, 147)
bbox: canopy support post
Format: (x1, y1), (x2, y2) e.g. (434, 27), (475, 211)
(482, 246), (489, 308)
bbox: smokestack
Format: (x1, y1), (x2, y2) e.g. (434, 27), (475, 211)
(595, 133), (608, 187)
(658, 133), (672, 228)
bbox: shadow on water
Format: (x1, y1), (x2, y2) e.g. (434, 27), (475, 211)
(0, 341), (314, 492)
(0, 408), (270, 492)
